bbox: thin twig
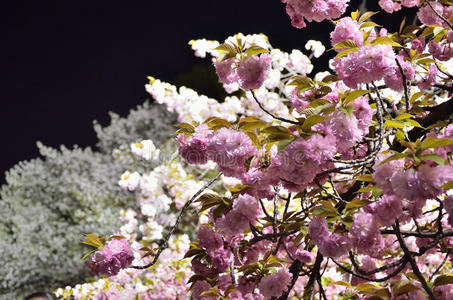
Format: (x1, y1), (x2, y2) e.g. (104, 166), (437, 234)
(131, 173), (222, 269)
(250, 90), (300, 125)
(393, 221), (436, 300)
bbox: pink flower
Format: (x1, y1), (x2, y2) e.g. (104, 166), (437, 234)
(309, 217), (330, 246)
(384, 55), (415, 92)
(208, 128), (257, 178)
(289, 87), (312, 111)
(334, 44), (396, 89)
(350, 256), (377, 285)
(232, 194), (260, 222)
(351, 96), (373, 136)
(390, 169), (423, 201)
(192, 280), (213, 300)
(435, 284), (453, 300)
(378, 0), (401, 13)
(350, 213), (383, 256)
(329, 111), (362, 152)
(215, 58), (238, 85)
(401, 0), (419, 7)
(373, 156), (404, 195)
(428, 41), (453, 61)
(418, 164), (453, 198)
(309, 217), (351, 258)
(209, 247), (233, 272)
(330, 17), (363, 50)
(237, 54), (271, 90)
(198, 225), (223, 252)
(418, 64), (438, 90)
(373, 195), (403, 226)
(258, 268), (292, 298)
(303, 133), (337, 164)
(282, 0), (350, 29)
(321, 233), (352, 258)
(275, 137), (327, 190)
(418, 2), (453, 27)
(412, 38), (426, 53)
(177, 124), (212, 165)
(88, 238), (134, 276)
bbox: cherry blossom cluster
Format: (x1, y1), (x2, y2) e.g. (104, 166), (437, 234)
(67, 1), (453, 299)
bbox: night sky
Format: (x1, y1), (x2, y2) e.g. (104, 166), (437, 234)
(1, 1), (410, 182)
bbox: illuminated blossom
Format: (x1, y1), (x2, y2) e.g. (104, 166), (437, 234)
(258, 269), (292, 298)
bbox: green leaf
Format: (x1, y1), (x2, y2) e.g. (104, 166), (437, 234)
(200, 287), (220, 297)
(385, 119), (405, 129)
(395, 129), (406, 141)
(331, 281), (352, 288)
(214, 43), (237, 53)
(370, 36), (402, 47)
(239, 121), (268, 131)
(321, 74), (339, 84)
(379, 152), (407, 165)
(277, 139), (294, 152)
(392, 280), (420, 297)
(336, 47), (359, 58)
(345, 199), (372, 210)
(302, 115), (329, 132)
(360, 21), (380, 29)
(358, 11), (378, 23)
(343, 90), (370, 105)
(175, 127), (195, 135)
(441, 181), (453, 189)
(410, 91), (426, 104)
(395, 113), (413, 120)
(238, 116), (261, 126)
(205, 117), (231, 129)
(288, 75), (315, 90)
(333, 39), (358, 50)
(81, 249), (96, 260)
(245, 45), (270, 56)
(174, 122), (195, 129)
(403, 119), (424, 128)
(356, 174), (374, 182)
(419, 154), (445, 165)
(420, 137), (453, 150)
(434, 275), (453, 287)
(81, 233), (105, 249)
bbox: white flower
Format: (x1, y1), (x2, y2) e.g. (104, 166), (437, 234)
(189, 39), (220, 58)
(131, 140), (160, 161)
(141, 203), (157, 217)
(305, 40), (326, 58)
(289, 50), (313, 75)
(118, 171), (141, 191)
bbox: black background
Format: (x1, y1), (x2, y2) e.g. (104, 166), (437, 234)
(1, 1), (411, 182)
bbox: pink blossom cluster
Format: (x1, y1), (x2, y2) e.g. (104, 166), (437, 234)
(309, 217), (352, 258)
(258, 269), (292, 298)
(215, 194), (261, 236)
(88, 238), (134, 276)
(418, 2), (453, 27)
(334, 44), (398, 89)
(373, 157), (453, 220)
(178, 127), (257, 178)
(330, 17), (363, 49)
(215, 54), (271, 91)
(428, 40), (453, 61)
(281, 0), (349, 29)
(378, 0), (420, 13)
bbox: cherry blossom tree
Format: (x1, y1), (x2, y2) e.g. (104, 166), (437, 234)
(63, 1), (453, 299)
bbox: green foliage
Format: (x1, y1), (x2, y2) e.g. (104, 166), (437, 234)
(0, 102), (176, 299)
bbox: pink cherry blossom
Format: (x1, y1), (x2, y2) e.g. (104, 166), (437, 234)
(237, 54), (271, 90)
(258, 268), (292, 298)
